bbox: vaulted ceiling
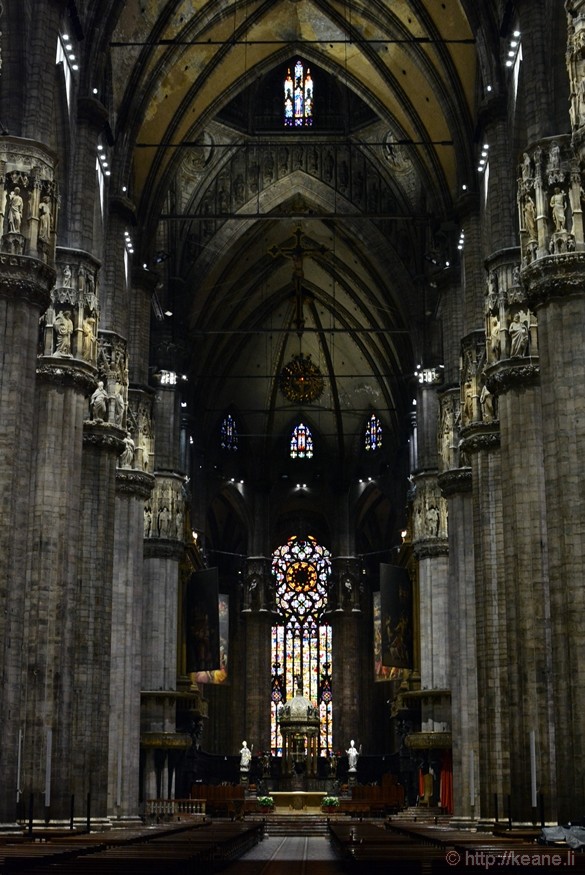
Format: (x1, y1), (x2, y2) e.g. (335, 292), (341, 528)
(87, 0), (504, 550)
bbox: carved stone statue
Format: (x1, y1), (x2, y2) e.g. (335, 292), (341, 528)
(81, 316), (97, 361)
(7, 187), (23, 233)
(509, 311), (530, 357)
(240, 740), (252, 771)
(90, 381), (108, 420)
(53, 310), (74, 356)
(119, 432), (135, 468)
(523, 195), (537, 240)
(550, 187), (567, 232)
(38, 196), (51, 242)
(346, 740), (359, 771)
(113, 388), (125, 426)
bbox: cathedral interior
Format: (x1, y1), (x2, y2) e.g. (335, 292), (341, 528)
(2, 0), (585, 840)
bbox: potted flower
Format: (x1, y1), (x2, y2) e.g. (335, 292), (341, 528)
(321, 796), (340, 813)
(257, 795), (274, 812)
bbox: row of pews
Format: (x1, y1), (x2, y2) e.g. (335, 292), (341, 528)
(0, 818), (264, 874)
(329, 819), (585, 873)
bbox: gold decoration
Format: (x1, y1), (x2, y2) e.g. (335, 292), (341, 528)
(279, 353), (324, 403)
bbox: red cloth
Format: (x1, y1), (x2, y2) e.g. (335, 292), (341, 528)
(439, 751), (453, 814)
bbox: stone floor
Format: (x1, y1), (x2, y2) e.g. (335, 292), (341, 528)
(219, 835), (347, 874)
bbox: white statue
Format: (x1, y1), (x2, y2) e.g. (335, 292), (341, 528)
(346, 739), (359, 771)
(550, 187), (566, 232)
(240, 740), (252, 771)
(119, 432), (135, 468)
(7, 187), (23, 233)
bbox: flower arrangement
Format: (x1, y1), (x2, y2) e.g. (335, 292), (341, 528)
(257, 796), (274, 807)
(321, 796), (340, 807)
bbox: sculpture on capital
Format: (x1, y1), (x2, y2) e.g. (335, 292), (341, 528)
(7, 187), (23, 234)
(90, 381), (108, 420)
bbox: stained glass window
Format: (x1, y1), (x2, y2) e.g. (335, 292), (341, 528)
(284, 60), (313, 128)
(365, 413), (383, 451)
(220, 414), (238, 451)
(290, 423), (314, 459)
(271, 535), (332, 755)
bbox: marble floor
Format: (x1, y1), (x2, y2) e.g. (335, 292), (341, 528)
(219, 835), (347, 874)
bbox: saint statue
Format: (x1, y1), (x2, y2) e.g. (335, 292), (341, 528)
(240, 740), (252, 771)
(346, 739), (359, 772)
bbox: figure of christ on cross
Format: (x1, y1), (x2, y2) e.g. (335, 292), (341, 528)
(269, 225), (328, 337)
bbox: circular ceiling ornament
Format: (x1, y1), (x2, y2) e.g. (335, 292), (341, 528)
(279, 353), (324, 403)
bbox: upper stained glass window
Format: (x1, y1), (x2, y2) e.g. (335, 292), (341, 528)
(365, 413), (383, 451)
(220, 414), (238, 451)
(284, 60), (313, 127)
(290, 422), (314, 459)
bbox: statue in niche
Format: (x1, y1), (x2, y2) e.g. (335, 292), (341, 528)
(119, 432), (135, 468)
(81, 316), (97, 361)
(90, 381), (108, 420)
(523, 195), (537, 240)
(463, 380), (474, 423)
(486, 271), (498, 310)
(480, 381), (495, 423)
(62, 264), (72, 287)
(440, 405), (453, 469)
(427, 504), (440, 536)
(489, 315), (501, 361)
(522, 152), (532, 183)
(550, 187), (567, 232)
(7, 187), (23, 233)
(509, 311), (530, 357)
(53, 309), (74, 356)
(38, 196), (51, 243)
(113, 386), (125, 426)
(144, 506), (152, 538)
(548, 141), (561, 174)
(157, 505), (171, 537)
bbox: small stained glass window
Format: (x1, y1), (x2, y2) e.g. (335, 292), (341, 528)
(290, 423), (314, 459)
(284, 60), (313, 128)
(365, 413), (382, 451)
(220, 414), (238, 451)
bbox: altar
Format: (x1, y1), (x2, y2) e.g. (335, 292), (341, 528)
(271, 791), (326, 813)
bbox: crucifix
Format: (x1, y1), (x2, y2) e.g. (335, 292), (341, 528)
(269, 225), (328, 338)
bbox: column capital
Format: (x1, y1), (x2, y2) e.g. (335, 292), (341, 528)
(413, 539), (449, 559)
(460, 422), (501, 455)
(0, 254), (54, 309)
(522, 251), (585, 309)
(36, 356), (96, 393)
(484, 359), (540, 395)
(115, 468), (155, 499)
(83, 421), (126, 455)
(437, 467), (472, 497)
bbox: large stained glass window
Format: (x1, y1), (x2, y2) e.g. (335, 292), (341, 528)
(271, 535), (332, 755)
(365, 413), (383, 451)
(220, 414), (238, 451)
(290, 422), (314, 459)
(284, 60), (313, 128)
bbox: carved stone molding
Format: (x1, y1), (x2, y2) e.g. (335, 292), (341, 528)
(83, 421), (126, 454)
(36, 356), (96, 392)
(144, 539), (184, 560)
(115, 468), (155, 499)
(413, 538), (449, 559)
(0, 254), (55, 308)
(522, 252), (585, 309)
(484, 359), (540, 395)
(460, 422), (501, 456)
(437, 467), (472, 497)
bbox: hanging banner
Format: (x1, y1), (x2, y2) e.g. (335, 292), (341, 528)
(194, 594), (229, 684)
(380, 564), (413, 670)
(185, 568), (220, 673)
(373, 591), (393, 681)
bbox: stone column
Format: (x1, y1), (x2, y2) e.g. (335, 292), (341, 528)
(108, 466), (154, 821)
(329, 557), (363, 751)
(0, 245), (54, 824)
(438, 387), (477, 822)
(240, 557), (274, 755)
(485, 253), (555, 822)
(523, 251), (585, 822)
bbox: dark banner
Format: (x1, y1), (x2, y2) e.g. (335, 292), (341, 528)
(380, 564), (413, 670)
(194, 594), (229, 684)
(185, 568), (220, 673)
